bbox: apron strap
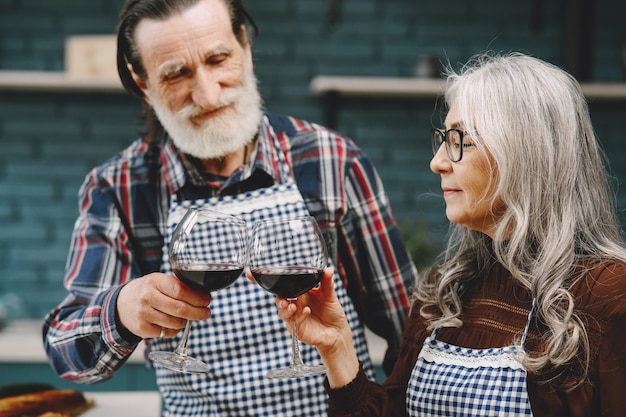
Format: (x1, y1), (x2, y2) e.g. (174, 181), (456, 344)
(520, 297), (536, 349)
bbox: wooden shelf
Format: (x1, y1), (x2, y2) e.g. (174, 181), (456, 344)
(2, 71), (625, 100)
(0, 70), (124, 93)
(310, 76), (445, 99)
(579, 83), (626, 100)
(310, 75), (626, 101)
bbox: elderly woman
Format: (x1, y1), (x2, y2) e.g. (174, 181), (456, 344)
(273, 53), (626, 416)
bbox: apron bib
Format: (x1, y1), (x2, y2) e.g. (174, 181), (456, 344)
(152, 145), (374, 416)
(406, 301), (535, 417)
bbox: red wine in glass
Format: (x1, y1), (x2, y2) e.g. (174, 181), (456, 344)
(173, 263), (244, 293)
(250, 266), (322, 299)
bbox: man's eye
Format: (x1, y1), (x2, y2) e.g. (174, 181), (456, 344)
(163, 73), (179, 81)
(208, 54), (229, 65)
(162, 69), (189, 81)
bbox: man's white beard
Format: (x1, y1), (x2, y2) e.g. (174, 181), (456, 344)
(147, 64), (263, 159)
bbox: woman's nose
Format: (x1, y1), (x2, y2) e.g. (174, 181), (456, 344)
(430, 144), (451, 174)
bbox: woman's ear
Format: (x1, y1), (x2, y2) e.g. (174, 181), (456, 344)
(128, 63), (150, 104)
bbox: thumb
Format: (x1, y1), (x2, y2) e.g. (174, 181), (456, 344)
(312, 267), (335, 299)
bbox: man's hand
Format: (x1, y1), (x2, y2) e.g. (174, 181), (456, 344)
(116, 272), (213, 339)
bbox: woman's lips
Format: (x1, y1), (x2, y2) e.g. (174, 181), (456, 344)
(443, 188), (461, 197)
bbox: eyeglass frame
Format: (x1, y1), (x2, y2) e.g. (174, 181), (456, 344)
(431, 127), (474, 162)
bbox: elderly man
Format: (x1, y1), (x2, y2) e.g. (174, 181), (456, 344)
(42, 0), (417, 415)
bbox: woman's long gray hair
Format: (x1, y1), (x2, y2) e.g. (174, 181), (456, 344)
(415, 52), (626, 385)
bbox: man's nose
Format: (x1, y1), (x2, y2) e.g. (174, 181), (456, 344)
(191, 69), (221, 109)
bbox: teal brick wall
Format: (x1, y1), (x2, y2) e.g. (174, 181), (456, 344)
(1, 0), (626, 319)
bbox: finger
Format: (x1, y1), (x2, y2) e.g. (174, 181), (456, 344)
(154, 274), (213, 308)
(147, 286), (212, 325)
(152, 325), (181, 339)
(275, 298), (296, 319)
(319, 267), (335, 293)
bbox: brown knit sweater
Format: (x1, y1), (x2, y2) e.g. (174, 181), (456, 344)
(327, 260), (626, 416)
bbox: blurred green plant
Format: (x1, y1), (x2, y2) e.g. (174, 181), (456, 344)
(397, 219), (440, 272)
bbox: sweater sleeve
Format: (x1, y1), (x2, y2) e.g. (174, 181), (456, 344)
(326, 304), (428, 417)
(593, 262), (626, 415)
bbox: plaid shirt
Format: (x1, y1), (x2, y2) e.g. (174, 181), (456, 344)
(43, 113), (416, 383)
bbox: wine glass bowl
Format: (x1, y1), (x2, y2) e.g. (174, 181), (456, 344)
(149, 207), (247, 374)
(250, 266), (323, 300)
(248, 216), (328, 378)
(169, 208), (246, 293)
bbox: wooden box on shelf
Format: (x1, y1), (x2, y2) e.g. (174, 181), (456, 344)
(64, 34), (118, 80)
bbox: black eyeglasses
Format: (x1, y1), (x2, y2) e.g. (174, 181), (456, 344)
(431, 128), (475, 162)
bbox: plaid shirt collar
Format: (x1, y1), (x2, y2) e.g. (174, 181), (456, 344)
(162, 115), (289, 193)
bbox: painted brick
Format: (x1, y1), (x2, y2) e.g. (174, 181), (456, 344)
(342, 0), (378, 15)
(0, 203), (15, 220)
(60, 16), (117, 34)
(0, 221), (48, 243)
(16, 0), (108, 10)
(294, 40), (374, 59)
(0, 34), (26, 52)
(11, 246), (68, 266)
(0, 181), (55, 200)
(245, 0), (289, 15)
(3, 119), (83, 138)
(0, 267), (45, 291)
(292, 0), (327, 17)
(5, 161), (87, 181)
(31, 35), (66, 54)
(0, 55), (47, 70)
(21, 204), (79, 226)
(0, 142), (34, 159)
(40, 141), (129, 161)
(0, 15), (57, 33)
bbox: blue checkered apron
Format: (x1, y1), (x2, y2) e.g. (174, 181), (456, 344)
(151, 148), (374, 416)
(406, 301), (535, 416)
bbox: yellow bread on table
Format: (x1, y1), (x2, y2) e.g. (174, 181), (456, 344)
(0, 389), (93, 417)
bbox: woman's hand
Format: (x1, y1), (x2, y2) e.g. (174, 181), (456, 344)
(275, 268), (361, 388)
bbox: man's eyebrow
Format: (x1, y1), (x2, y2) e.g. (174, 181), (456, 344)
(160, 62), (185, 78)
(157, 46), (233, 78)
(206, 46), (230, 56)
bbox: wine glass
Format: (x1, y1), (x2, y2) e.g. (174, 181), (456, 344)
(248, 216), (328, 379)
(149, 207), (247, 374)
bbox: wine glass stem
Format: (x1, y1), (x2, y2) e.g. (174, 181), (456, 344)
(290, 303), (305, 367)
(173, 320), (193, 358)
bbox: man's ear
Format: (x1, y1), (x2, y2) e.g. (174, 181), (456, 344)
(240, 25), (253, 71)
(128, 63), (150, 104)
